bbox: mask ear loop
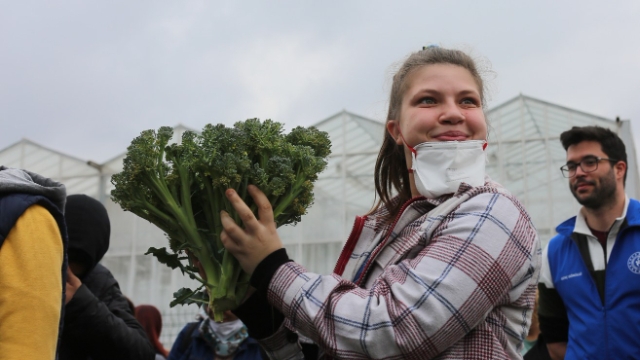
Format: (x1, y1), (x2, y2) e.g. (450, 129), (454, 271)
(396, 128), (417, 173)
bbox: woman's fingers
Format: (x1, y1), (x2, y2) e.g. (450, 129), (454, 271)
(220, 211), (242, 245)
(225, 188), (260, 227)
(225, 186), (275, 228)
(220, 186), (284, 275)
(220, 228), (251, 273)
(220, 228), (241, 256)
(247, 185), (275, 226)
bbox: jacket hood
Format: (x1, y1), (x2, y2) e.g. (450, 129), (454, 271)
(65, 194), (110, 274)
(0, 166), (67, 211)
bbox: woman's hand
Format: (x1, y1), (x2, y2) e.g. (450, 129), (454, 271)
(220, 185), (284, 275)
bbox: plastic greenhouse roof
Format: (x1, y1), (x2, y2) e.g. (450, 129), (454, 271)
(0, 138), (102, 197)
(488, 94), (616, 141)
(312, 110), (384, 211)
(1, 95), (638, 243)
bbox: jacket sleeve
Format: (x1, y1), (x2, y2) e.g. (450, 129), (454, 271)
(537, 244), (569, 343)
(63, 280), (155, 360)
(234, 250), (311, 359)
(260, 192), (540, 358)
(0, 205), (64, 360)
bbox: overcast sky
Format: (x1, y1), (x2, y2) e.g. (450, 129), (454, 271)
(2, 1), (639, 162)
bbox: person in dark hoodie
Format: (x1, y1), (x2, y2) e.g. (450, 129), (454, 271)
(58, 194), (155, 360)
(0, 166), (67, 360)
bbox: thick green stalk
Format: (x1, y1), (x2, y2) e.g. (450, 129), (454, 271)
(205, 179), (225, 254)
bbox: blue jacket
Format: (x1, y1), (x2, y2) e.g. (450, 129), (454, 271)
(547, 198), (640, 359)
(168, 320), (264, 360)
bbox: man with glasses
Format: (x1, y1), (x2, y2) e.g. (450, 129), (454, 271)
(538, 125), (640, 359)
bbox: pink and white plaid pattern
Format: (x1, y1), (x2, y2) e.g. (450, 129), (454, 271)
(261, 179), (541, 359)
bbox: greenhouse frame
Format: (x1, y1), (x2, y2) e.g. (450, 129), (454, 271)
(1, 94), (636, 346)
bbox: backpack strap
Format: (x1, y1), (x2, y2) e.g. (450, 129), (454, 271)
(178, 321), (200, 355)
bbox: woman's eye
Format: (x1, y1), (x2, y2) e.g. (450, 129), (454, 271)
(460, 98), (479, 106)
(418, 97), (436, 105)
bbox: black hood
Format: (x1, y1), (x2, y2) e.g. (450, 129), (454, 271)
(65, 194), (110, 275)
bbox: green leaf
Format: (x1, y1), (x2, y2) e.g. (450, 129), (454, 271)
(169, 286), (208, 307)
(145, 247), (182, 270)
(170, 287), (196, 307)
(184, 289), (209, 307)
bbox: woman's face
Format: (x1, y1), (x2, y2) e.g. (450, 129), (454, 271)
(387, 63), (487, 150)
(386, 63), (488, 196)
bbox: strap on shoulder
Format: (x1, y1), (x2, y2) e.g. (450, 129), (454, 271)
(178, 321), (200, 355)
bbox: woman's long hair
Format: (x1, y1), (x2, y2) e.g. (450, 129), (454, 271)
(135, 304), (169, 357)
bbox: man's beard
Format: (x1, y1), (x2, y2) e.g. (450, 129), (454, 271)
(570, 169), (617, 210)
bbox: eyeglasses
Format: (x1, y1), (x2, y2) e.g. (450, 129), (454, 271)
(560, 156), (618, 178)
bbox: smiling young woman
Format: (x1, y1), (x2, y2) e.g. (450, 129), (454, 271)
(220, 46), (541, 360)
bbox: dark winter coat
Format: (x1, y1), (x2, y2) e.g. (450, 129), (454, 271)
(58, 194), (154, 360)
(523, 333), (552, 360)
(58, 263), (154, 360)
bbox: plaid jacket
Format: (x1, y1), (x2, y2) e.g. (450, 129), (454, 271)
(261, 179), (541, 359)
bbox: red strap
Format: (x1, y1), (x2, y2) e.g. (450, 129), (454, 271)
(397, 128), (415, 173)
(397, 129), (417, 156)
(334, 216), (366, 276)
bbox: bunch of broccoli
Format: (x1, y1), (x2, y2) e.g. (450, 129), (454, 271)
(110, 119), (331, 321)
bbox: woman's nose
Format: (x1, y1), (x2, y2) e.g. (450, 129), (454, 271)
(438, 101), (465, 124)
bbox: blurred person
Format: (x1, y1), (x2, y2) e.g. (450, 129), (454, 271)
(126, 295), (137, 314)
(136, 304), (170, 360)
(168, 308), (264, 360)
(538, 126), (640, 359)
(522, 293), (551, 360)
(220, 46), (541, 359)
(0, 166), (67, 359)
(59, 194), (155, 360)
(168, 254), (264, 360)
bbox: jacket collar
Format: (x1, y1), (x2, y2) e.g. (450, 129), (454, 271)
(556, 196), (640, 236)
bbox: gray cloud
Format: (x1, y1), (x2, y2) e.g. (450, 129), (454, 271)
(1, 0), (639, 162)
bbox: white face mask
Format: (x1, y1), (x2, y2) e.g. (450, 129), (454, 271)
(208, 318), (244, 339)
(406, 140), (487, 198)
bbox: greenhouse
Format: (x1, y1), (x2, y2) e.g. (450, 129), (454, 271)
(1, 94), (636, 346)
(485, 95), (639, 241)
